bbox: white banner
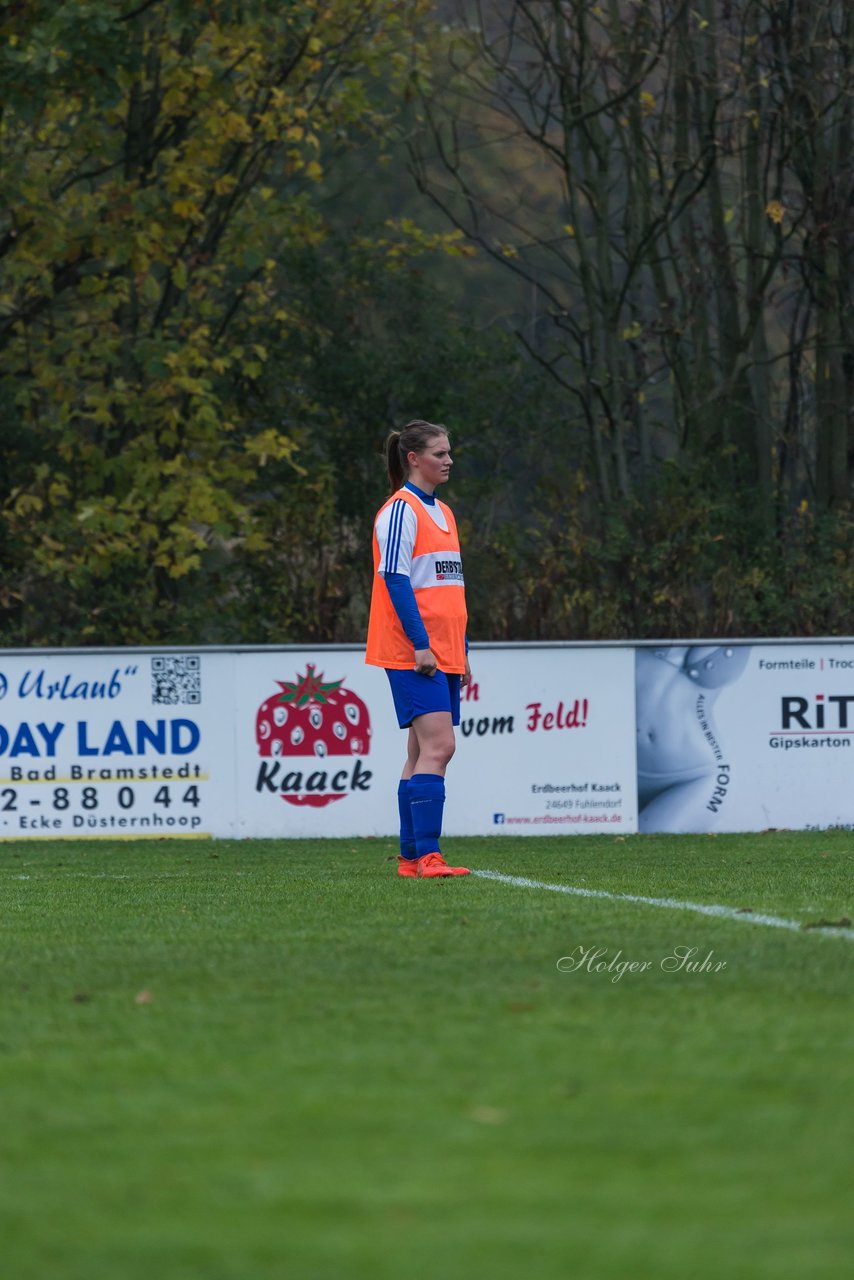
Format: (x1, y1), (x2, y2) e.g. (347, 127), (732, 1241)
(0, 652), (235, 839)
(4, 640), (854, 839)
(234, 645), (637, 836)
(0, 644), (637, 839)
(636, 642), (854, 833)
(236, 653), (389, 838)
(448, 646), (637, 836)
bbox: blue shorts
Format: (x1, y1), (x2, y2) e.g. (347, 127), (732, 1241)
(386, 668), (461, 729)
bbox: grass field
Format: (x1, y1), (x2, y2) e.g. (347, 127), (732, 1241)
(1, 831), (852, 1280)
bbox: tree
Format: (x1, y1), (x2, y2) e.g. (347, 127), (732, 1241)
(200, 223), (555, 644)
(0, 0), (425, 643)
(409, 1), (854, 524)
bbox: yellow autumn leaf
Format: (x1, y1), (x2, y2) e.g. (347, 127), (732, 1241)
(172, 199), (203, 222)
(765, 200), (785, 225)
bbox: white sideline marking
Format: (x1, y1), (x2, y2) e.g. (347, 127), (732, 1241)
(473, 870), (854, 940)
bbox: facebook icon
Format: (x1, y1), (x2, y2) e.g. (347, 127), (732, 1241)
(493, 813), (506, 825)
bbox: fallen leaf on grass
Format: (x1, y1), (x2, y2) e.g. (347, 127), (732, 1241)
(470, 1106), (508, 1125)
(385, 1205), (419, 1225)
(72, 992), (91, 1003)
(134, 989), (154, 1004)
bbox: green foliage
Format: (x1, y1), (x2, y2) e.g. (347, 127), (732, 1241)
(194, 235), (553, 643)
(3, 2), (854, 647)
(464, 465), (854, 641)
(0, 0), (424, 643)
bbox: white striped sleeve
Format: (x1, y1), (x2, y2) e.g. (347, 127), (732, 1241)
(375, 499), (417, 576)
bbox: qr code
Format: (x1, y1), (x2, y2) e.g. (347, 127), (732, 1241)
(151, 655), (201, 705)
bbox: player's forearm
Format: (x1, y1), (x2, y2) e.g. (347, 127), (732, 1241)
(383, 572), (430, 651)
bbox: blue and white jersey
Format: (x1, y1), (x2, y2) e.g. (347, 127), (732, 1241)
(375, 487), (449, 578)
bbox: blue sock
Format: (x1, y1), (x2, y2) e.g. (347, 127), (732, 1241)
(408, 773), (445, 859)
(398, 778), (416, 860)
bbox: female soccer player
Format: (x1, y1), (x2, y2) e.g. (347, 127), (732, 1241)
(365, 420), (472, 878)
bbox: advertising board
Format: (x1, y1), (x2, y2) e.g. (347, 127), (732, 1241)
(0, 652), (235, 839)
(0, 644), (637, 839)
(4, 639), (854, 839)
(448, 645), (637, 836)
(233, 645), (637, 836)
(636, 642), (854, 833)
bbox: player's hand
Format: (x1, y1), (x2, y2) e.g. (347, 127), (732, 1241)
(461, 656), (472, 688)
(414, 648), (437, 677)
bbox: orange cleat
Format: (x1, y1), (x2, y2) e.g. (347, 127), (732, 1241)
(397, 856), (419, 878)
(416, 852), (470, 878)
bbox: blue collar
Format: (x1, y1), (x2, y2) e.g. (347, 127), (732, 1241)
(404, 481), (436, 505)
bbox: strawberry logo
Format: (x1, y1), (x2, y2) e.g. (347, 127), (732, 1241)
(255, 664), (372, 807)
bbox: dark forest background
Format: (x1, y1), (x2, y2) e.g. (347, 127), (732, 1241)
(2, 0), (854, 647)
